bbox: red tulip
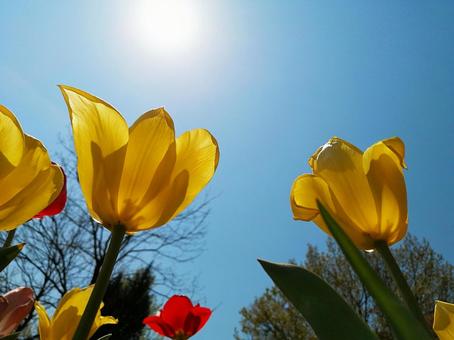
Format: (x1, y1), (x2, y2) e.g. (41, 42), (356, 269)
(0, 287), (34, 337)
(143, 295), (212, 339)
(33, 164), (67, 219)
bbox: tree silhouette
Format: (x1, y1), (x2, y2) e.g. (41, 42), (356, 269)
(91, 267), (158, 339)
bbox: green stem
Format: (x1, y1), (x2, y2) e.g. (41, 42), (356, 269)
(317, 201), (434, 339)
(375, 240), (436, 337)
(3, 229), (16, 248)
(73, 225), (125, 340)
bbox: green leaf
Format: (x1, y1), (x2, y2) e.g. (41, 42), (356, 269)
(0, 243), (24, 272)
(316, 201), (435, 340)
(259, 259), (378, 340)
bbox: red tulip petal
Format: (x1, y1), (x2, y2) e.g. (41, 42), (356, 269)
(146, 296), (211, 339)
(184, 306), (212, 336)
(0, 297), (8, 316)
(143, 315), (175, 338)
(34, 164), (67, 218)
(182, 313), (200, 337)
(160, 295), (194, 332)
(0, 299), (33, 336)
(3, 287), (33, 307)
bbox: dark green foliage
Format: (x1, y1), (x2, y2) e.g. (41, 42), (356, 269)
(234, 285), (314, 340)
(0, 243), (23, 272)
(91, 267), (158, 340)
(236, 235), (454, 339)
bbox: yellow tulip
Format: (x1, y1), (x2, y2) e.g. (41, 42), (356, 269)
(433, 300), (454, 340)
(0, 105), (64, 231)
(290, 137), (407, 249)
(59, 85), (219, 233)
(35, 286), (117, 340)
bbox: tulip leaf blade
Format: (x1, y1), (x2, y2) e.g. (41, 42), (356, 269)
(259, 259), (378, 340)
(316, 201), (435, 340)
(0, 243), (24, 272)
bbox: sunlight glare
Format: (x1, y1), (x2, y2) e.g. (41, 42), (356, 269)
(132, 0), (200, 54)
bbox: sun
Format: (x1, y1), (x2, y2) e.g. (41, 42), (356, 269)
(131, 0), (200, 54)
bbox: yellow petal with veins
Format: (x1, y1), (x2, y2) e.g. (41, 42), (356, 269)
(291, 174), (334, 222)
(363, 139), (407, 245)
(36, 286), (117, 340)
(382, 136), (406, 169)
(433, 300), (454, 340)
(124, 129), (218, 231)
(91, 314), (118, 339)
(310, 137), (378, 234)
(59, 85), (128, 227)
(35, 302), (52, 340)
(52, 286), (90, 340)
(0, 137), (64, 231)
(290, 174), (374, 249)
(0, 135), (51, 206)
(118, 108), (175, 220)
(0, 105), (25, 177)
(169, 129), (219, 218)
(127, 170), (189, 231)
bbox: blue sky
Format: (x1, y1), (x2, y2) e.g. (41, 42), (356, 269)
(1, 1), (453, 339)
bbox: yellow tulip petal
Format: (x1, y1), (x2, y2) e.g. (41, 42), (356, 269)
(363, 140), (407, 245)
(53, 286), (91, 322)
(290, 174), (335, 222)
(126, 170), (189, 231)
(309, 137), (378, 233)
(35, 301), (52, 340)
(434, 300), (454, 340)
(0, 157), (64, 231)
(290, 173), (374, 248)
(0, 105), (25, 176)
(290, 174), (336, 240)
(7, 163), (63, 223)
(89, 314), (118, 338)
(59, 85), (128, 226)
(39, 286), (116, 340)
(52, 308), (78, 340)
(125, 129), (218, 231)
(382, 136), (406, 169)
(118, 108), (175, 220)
(0, 135), (52, 206)
(308, 137), (362, 171)
(170, 129), (219, 218)
(52, 286), (93, 340)
(89, 143), (127, 227)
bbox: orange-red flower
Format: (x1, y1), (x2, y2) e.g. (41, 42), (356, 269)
(143, 295), (211, 339)
(33, 165), (67, 219)
(0, 287), (34, 337)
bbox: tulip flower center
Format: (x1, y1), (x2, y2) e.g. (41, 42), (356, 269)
(174, 330), (189, 340)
